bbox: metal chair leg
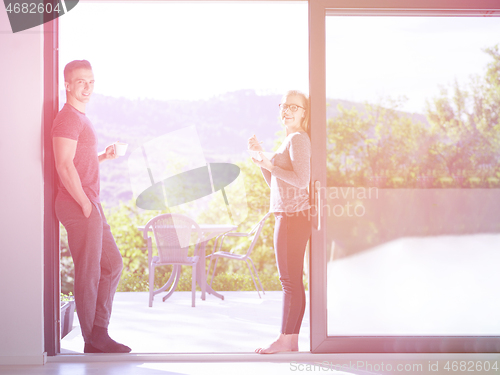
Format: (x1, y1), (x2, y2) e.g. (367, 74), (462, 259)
(248, 257), (265, 295)
(162, 266), (181, 302)
(206, 234), (224, 279)
(210, 258), (220, 287)
(245, 260), (262, 298)
(191, 264), (197, 307)
(149, 265), (155, 307)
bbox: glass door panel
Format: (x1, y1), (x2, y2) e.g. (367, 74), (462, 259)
(58, 0), (308, 354)
(318, 13), (500, 351)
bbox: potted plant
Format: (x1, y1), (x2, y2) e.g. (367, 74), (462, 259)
(60, 293), (75, 339)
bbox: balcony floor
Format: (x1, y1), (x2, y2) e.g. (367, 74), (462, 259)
(61, 290), (310, 354)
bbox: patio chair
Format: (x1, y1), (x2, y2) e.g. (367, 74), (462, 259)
(143, 213), (203, 307)
(206, 212), (271, 298)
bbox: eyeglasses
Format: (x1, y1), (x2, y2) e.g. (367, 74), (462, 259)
(278, 103), (304, 112)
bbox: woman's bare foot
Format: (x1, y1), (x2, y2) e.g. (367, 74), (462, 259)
(255, 333), (299, 354)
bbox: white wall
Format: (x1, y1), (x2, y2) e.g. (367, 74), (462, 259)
(0, 10), (45, 365)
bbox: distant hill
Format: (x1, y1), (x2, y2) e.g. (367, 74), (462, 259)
(77, 90), (428, 207)
(85, 90), (283, 160)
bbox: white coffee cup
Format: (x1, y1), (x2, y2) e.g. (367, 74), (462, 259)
(247, 149), (275, 161)
(114, 142), (128, 156)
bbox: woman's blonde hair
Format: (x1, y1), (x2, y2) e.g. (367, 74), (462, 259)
(282, 90), (310, 132)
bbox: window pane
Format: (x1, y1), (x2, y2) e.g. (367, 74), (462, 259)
(325, 16), (500, 336)
(59, 1), (309, 353)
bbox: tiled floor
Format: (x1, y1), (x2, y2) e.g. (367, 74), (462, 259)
(4, 353), (500, 375)
(61, 291), (310, 354)
(5, 234), (500, 374)
(0, 361), (359, 375)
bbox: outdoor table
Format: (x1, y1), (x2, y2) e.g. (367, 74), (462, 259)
(139, 223), (237, 301)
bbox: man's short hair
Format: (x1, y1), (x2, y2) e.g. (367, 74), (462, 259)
(64, 60), (92, 82)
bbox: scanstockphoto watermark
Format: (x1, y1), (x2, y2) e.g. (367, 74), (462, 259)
(280, 186), (378, 218)
(290, 360), (500, 373)
(322, 186), (379, 201)
(314, 200), (367, 217)
(290, 360), (424, 372)
(3, 0), (79, 33)
(322, 186), (378, 218)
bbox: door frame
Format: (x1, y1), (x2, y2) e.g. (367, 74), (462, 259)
(43, 14), (60, 356)
(308, 0), (500, 353)
(44, 0), (500, 356)
(43, 0), (310, 356)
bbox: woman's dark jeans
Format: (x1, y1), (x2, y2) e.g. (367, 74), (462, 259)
(273, 209), (311, 334)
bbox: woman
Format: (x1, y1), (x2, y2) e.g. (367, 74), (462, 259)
(249, 90), (311, 354)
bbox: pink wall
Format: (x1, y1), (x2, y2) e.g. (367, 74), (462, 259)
(0, 9), (45, 365)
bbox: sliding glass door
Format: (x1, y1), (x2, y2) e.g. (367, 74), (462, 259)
(45, 0), (500, 355)
(53, 0), (309, 354)
(309, 0), (500, 353)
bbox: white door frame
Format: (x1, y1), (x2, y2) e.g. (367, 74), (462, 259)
(308, 0), (500, 353)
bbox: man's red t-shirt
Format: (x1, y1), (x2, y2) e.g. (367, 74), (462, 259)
(52, 103), (100, 203)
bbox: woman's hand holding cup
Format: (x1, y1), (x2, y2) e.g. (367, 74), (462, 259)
(248, 135), (273, 172)
(255, 151), (274, 172)
(248, 134), (263, 151)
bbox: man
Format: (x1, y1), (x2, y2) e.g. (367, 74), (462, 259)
(52, 60), (131, 353)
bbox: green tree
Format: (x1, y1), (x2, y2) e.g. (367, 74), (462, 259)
(327, 98), (428, 187)
(196, 158), (279, 284)
(60, 155), (282, 293)
(425, 44), (500, 186)
(59, 225), (74, 295)
(327, 45), (500, 188)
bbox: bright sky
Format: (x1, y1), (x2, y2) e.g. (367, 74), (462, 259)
(60, 2), (500, 113)
(326, 16), (500, 113)
(59, 2), (309, 100)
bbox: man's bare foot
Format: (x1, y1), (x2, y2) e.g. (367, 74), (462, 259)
(255, 333), (299, 354)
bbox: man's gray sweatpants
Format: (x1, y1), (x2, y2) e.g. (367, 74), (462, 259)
(56, 196), (123, 343)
